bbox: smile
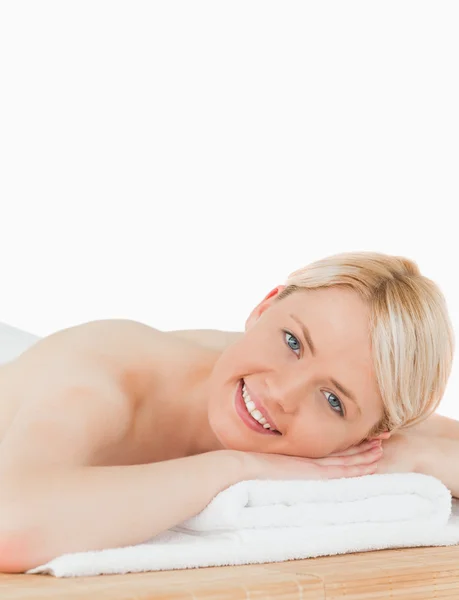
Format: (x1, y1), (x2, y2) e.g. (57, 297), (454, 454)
(235, 379), (281, 435)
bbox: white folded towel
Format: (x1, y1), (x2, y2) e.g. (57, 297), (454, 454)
(28, 473), (459, 578)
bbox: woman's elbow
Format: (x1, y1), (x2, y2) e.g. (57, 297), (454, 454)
(0, 503), (46, 573)
(0, 527), (40, 573)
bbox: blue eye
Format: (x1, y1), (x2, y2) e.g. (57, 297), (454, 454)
(323, 391), (345, 417)
(284, 330), (301, 354)
(283, 329), (345, 418)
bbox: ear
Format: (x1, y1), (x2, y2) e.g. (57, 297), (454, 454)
(245, 285), (287, 330)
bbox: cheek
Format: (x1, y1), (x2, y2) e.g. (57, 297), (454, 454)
(227, 334), (282, 371)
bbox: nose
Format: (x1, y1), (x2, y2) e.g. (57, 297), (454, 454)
(268, 369), (312, 415)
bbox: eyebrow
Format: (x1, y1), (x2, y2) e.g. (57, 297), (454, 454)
(289, 313), (362, 416)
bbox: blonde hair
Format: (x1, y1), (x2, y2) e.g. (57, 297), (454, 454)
(275, 251), (455, 438)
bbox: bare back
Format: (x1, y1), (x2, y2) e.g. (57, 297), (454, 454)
(0, 320), (231, 470)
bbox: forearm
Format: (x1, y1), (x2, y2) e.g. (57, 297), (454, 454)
(419, 436), (459, 498)
(0, 450), (244, 572)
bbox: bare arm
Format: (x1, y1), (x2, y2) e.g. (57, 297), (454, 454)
(376, 414), (459, 498)
(412, 413), (459, 497)
(418, 435), (459, 498)
(0, 450), (243, 573)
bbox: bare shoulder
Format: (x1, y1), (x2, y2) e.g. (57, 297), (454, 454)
(168, 328), (243, 350)
(0, 320), (170, 450)
(16, 318), (163, 359)
(407, 412), (459, 439)
(0, 319), (200, 473)
(7, 318), (168, 382)
(0, 320), (230, 419)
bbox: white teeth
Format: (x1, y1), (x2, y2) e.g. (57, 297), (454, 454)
(242, 382), (277, 431)
(245, 399), (256, 412)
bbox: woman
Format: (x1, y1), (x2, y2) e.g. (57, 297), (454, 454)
(0, 251), (455, 573)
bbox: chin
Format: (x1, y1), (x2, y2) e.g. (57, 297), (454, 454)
(208, 413), (243, 451)
(207, 410), (252, 452)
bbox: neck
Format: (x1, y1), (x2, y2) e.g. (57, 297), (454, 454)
(161, 344), (222, 456)
(160, 329), (245, 456)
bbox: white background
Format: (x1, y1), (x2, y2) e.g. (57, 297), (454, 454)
(1, 2), (458, 417)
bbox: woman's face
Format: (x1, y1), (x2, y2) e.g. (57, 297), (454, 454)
(207, 285), (385, 458)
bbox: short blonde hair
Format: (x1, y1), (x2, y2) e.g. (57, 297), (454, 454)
(275, 251), (455, 438)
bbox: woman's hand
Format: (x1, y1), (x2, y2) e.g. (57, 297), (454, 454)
(240, 439), (384, 481)
(333, 429), (425, 475)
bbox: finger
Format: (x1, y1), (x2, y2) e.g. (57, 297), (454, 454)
(314, 446), (382, 467)
(320, 462), (379, 479)
(327, 439), (380, 457)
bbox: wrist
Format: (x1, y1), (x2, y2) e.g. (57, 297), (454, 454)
(210, 449), (249, 487)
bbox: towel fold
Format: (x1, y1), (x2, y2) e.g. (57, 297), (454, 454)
(28, 473), (459, 577)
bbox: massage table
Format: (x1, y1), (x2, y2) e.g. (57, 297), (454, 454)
(2, 322), (459, 598)
(1, 545), (459, 598)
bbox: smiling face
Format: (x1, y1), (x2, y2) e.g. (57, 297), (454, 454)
(207, 285), (385, 458)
